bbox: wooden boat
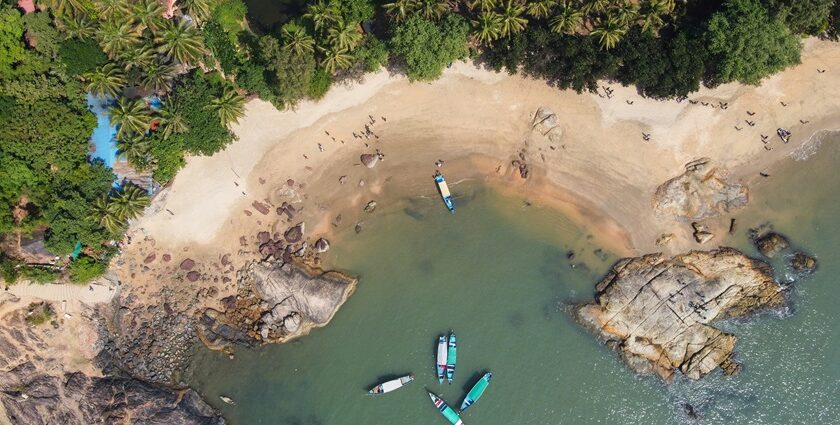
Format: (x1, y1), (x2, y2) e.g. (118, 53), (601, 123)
(428, 392), (464, 425)
(459, 372), (492, 412)
(368, 373), (415, 395)
(434, 171), (455, 213)
(446, 331), (457, 383)
(436, 335), (448, 384)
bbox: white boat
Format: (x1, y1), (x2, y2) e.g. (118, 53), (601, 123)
(219, 395), (235, 405)
(436, 335), (448, 384)
(368, 374), (415, 395)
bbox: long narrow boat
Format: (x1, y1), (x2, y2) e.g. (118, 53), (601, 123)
(367, 373), (415, 395)
(428, 392), (464, 425)
(446, 332), (457, 383)
(434, 171), (455, 213)
(459, 372), (492, 412)
(436, 335), (448, 384)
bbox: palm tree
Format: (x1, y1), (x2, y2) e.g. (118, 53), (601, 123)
(590, 17), (625, 49)
(156, 108), (188, 139)
(304, 0), (339, 31)
(498, 0), (528, 37)
(88, 196), (123, 233)
(472, 12), (502, 45)
(281, 24), (315, 56)
(116, 133), (151, 168)
(94, 0), (131, 21)
(180, 0), (212, 22)
(108, 184), (150, 221)
(119, 43), (156, 72)
(639, 0), (673, 33)
(134, 0), (166, 35)
(417, 0), (449, 20)
(41, 0), (86, 18)
(157, 19), (206, 66)
(526, 0), (554, 19)
(207, 88), (245, 127)
(581, 0), (609, 15)
(327, 20), (363, 51)
(141, 61), (177, 94)
(466, 0), (496, 13)
(549, 2), (583, 34)
(110, 98), (151, 137)
(83, 63), (126, 98)
(60, 15), (97, 40)
(612, 1), (638, 27)
(98, 19), (140, 59)
(320, 47), (353, 73)
(382, 0), (417, 22)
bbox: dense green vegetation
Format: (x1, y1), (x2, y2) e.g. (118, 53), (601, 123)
(1, 0), (838, 285)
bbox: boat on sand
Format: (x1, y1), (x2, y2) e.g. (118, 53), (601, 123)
(446, 331), (457, 383)
(428, 392), (464, 425)
(434, 171), (455, 212)
(459, 372), (492, 412)
(368, 374), (415, 395)
(436, 335), (448, 384)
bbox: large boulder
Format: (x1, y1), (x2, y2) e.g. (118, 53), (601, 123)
(575, 248), (784, 381)
(790, 252), (817, 274)
(360, 153), (379, 168)
(653, 159), (749, 220)
(284, 223), (305, 243)
(754, 232), (789, 258)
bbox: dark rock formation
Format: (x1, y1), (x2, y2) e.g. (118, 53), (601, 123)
(313, 238), (330, 253)
(754, 232), (789, 258)
(197, 259), (357, 350)
(284, 223), (304, 243)
(180, 259), (195, 271)
(790, 252), (817, 274)
(575, 248), (784, 381)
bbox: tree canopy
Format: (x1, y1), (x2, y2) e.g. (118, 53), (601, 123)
(389, 14), (470, 81)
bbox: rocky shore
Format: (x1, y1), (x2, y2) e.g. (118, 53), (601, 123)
(575, 248), (785, 381)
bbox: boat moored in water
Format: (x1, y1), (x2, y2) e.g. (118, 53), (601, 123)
(368, 373), (416, 395)
(459, 372), (492, 412)
(436, 335), (448, 384)
(446, 332), (457, 383)
(428, 392), (464, 425)
(434, 171), (455, 213)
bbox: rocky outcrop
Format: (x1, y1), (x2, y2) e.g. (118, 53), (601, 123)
(790, 252), (817, 274)
(532, 107), (563, 143)
(197, 259), (357, 350)
(0, 307), (223, 425)
(754, 232), (789, 258)
(653, 159), (749, 220)
(575, 248), (784, 381)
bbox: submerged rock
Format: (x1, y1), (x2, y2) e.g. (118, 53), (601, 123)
(313, 238), (330, 253)
(364, 201), (377, 213)
(653, 159), (748, 220)
(575, 248), (784, 381)
(790, 252), (817, 274)
(754, 232), (789, 258)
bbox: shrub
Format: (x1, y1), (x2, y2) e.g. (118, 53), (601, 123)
(307, 68), (332, 99)
(59, 39), (107, 76)
(20, 266), (59, 283)
(213, 0), (247, 35)
(68, 255), (107, 283)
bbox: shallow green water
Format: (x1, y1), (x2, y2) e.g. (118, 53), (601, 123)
(189, 138), (840, 425)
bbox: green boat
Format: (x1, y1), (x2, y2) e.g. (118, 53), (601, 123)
(459, 372), (492, 412)
(428, 392), (464, 425)
(446, 331), (457, 383)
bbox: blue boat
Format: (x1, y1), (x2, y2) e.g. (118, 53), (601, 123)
(459, 372), (492, 412)
(434, 171), (455, 213)
(446, 332), (457, 383)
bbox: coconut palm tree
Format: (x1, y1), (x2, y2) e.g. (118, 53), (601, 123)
(98, 19), (140, 59)
(116, 133), (151, 168)
(472, 12), (502, 45)
(41, 0), (86, 18)
(181, 0), (212, 22)
(281, 24), (315, 56)
(157, 19), (206, 66)
(639, 0), (672, 33)
(382, 0), (417, 22)
(88, 196), (123, 233)
(498, 0), (528, 37)
(612, 1), (638, 27)
(526, 0), (555, 19)
(156, 107), (188, 139)
(304, 0), (339, 31)
(581, 0), (610, 15)
(590, 17), (625, 49)
(83, 63), (126, 98)
(94, 0), (131, 21)
(320, 47), (353, 74)
(110, 98), (151, 137)
(134, 0), (166, 35)
(549, 2), (583, 34)
(108, 184), (150, 221)
(141, 61), (177, 94)
(327, 20), (363, 51)
(466, 0), (496, 13)
(60, 15), (97, 40)
(207, 88), (245, 127)
(118, 43), (156, 73)
(416, 0), (449, 20)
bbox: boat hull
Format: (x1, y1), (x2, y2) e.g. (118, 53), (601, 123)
(368, 374), (415, 395)
(434, 173), (455, 213)
(436, 335), (448, 384)
(446, 332), (457, 383)
(429, 392), (464, 425)
(459, 372), (492, 411)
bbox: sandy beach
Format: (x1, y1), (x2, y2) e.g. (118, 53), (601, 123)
(125, 38), (840, 279)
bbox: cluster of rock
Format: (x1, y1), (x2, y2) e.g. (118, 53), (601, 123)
(197, 259), (357, 350)
(750, 229), (818, 274)
(0, 307), (223, 425)
(653, 158), (749, 220)
(575, 248), (785, 381)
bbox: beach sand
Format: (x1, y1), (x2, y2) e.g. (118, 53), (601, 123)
(127, 38), (840, 280)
